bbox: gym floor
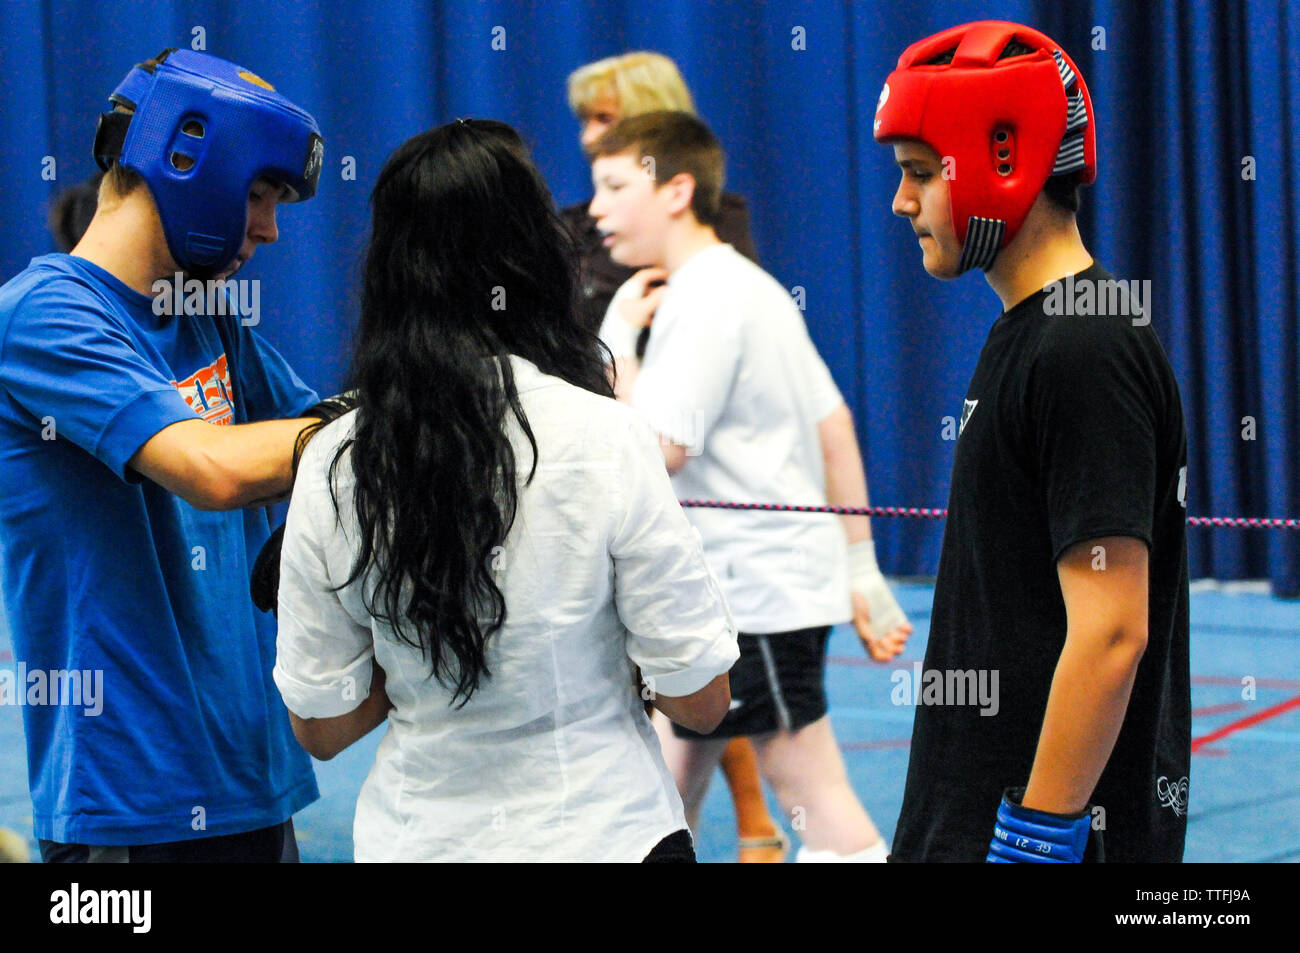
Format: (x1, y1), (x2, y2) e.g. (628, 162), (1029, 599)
(2, 581), (1297, 862)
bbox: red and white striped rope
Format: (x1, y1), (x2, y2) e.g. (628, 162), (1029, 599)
(677, 499), (1300, 530)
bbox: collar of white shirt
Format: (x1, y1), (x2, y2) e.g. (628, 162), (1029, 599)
(498, 354), (551, 394)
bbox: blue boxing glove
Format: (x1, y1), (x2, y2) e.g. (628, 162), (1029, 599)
(986, 787), (1091, 863)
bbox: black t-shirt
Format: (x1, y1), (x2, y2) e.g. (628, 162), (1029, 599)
(891, 263), (1191, 863)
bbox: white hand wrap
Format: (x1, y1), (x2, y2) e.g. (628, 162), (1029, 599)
(848, 539), (908, 634)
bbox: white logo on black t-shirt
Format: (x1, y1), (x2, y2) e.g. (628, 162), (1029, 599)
(959, 399), (979, 436)
(1156, 775), (1189, 816)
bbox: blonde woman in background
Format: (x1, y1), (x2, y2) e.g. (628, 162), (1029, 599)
(562, 52), (760, 335)
(562, 51), (783, 864)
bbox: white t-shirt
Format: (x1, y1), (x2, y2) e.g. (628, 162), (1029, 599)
(273, 356), (738, 862)
(601, 243), (851, 633)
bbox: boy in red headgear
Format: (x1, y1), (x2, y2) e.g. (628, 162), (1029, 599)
(874, 21), (1191, 862)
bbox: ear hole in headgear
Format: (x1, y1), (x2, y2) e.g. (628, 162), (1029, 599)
(170, 152), (196, 171)
(182, 120), (205, 139)
(992, 128), (1015, 176)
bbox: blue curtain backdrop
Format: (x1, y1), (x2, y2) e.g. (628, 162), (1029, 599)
(2, 0), (1297, 588)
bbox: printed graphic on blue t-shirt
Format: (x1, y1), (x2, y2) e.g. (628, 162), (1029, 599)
(173, 351), (237, 425)
(0, 254), (320, 844)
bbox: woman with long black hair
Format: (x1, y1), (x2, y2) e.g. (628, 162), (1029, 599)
(272, 119), (736, 862)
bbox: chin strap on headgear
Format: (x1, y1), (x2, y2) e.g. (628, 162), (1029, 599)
(93, 48), (324, 279)
(872, 20), (1097, 273)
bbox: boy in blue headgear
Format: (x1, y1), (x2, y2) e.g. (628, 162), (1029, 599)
(0, 49), (335, 862)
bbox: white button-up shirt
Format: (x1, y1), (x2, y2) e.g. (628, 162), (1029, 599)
(273, 356), (738, 861)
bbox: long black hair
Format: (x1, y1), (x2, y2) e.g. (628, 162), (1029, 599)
(320, 119), (613, 706)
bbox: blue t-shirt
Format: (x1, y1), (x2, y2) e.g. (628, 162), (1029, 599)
(0, 254), (320, 844)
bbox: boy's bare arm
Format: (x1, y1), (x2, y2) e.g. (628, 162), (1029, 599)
(128, 416), (318, 510)
(1023, 536), (1150, 813)
(819, 402), (912, 660)
(818, 401), (872, 543)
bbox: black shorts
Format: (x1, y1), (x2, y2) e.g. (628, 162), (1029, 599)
(672, 625), (831, 740)
(642, 829), (696, 862)
(39, 820), (297, 863)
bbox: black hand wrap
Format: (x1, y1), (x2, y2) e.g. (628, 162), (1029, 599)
(303, 393), (357, 421)
(250, 523), (286, 616)
(250, 393), (358, 616)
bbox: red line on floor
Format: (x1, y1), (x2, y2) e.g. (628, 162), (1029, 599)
(1192, 701), (1248, 718)
(1191, 694), (1300, 751)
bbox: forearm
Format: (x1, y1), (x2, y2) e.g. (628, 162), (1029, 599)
(205, 417), (318, 508)
(820, 405), (872, 544)
(825, 452), (872, 544)
(650, 673), (731, 734)
(611, 356), (639, 404)
(290, 670), (392, 761)
(1022, 628), (1146, 813)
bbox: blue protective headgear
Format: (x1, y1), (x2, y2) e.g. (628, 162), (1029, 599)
(93, 48), (324, 278)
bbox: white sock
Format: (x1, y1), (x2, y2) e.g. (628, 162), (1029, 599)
(796, 840), (888, 863)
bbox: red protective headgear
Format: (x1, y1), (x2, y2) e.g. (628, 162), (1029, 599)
(873, 21), (1096, 272)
